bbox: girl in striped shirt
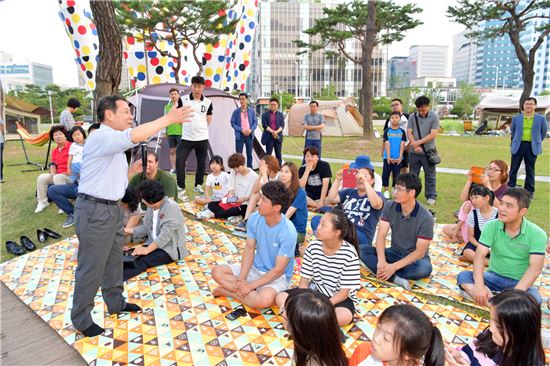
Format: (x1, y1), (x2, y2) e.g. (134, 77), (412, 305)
(276, 208), (361, 326)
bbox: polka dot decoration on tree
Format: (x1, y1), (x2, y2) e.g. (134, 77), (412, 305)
(58, 0), (98, 90)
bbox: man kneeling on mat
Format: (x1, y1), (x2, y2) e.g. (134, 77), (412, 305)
(123, 180), (188, 281)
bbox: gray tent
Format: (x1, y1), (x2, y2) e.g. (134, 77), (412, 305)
(127, 83), (265, 171)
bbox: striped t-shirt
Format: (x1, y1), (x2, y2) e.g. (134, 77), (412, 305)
(466, 207), (498, 230)
(300, 240), (361, 303)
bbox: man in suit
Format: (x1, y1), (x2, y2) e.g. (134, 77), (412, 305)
(230, 93), (258, 169)
(261, 98), (284, 166)
(508, 97), (547, 194)
(123, 180), (188, 281)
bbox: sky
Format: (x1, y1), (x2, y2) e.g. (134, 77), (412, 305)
(0, 0), (465, 88)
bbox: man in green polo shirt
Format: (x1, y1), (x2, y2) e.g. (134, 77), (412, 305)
(164, 88), (183, 174)
(129, 151), (178, 207)
(457, 187), (547, 305)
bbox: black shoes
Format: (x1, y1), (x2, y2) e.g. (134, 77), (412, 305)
(37, 228), (61, 243)
(43, 228), (62, 239)
(20, 236), (37, 251)
(6, 241), (25, 256)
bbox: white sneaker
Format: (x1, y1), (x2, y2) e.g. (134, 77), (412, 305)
(34, 202), (49, 213)
(170, 169), (176, 175)
(426, 198), (436, 206)
(196, 209), (214, 220)
(194, 185), (204, 194)
(58, 209), (64, 214)
(393, 275), (411, 290)
(383, 191), (390, 199)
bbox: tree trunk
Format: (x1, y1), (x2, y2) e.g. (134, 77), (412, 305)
(360, 0), (376, 139)
(507, 25), (535, 106)
(90, 0), (122, 118)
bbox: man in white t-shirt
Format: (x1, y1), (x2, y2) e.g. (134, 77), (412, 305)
(176, 76), (213, 195)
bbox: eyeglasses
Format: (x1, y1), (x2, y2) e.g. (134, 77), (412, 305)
(484, 167), (501, 172)
(392, 187), (410, 193)
(391, 103), (401, 107)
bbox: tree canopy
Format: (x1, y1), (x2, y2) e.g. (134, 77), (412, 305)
(295, 0), (422, 138)
(448, 0), (550, 103)
(115, 0), (238, 82)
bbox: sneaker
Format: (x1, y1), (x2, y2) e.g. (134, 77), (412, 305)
(34, 202), (49, 213)
(227, 216), (241, 225)
(196, 209), (214, 220)
(170, 168), (176, 175)
(194, 185), (204, 194)
(383, 191), (390, 199)
(62, 215), (75, 228)
(426, 198), (436, 206)
(393, 275), (411, 290)
(178, 189), (189, 201)
(58, 209), (64, 214)
(235, 220), (247, 232)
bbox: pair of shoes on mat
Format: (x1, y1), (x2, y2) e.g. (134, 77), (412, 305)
(37, 228), (62, 243)
(6, 236), (37, 256)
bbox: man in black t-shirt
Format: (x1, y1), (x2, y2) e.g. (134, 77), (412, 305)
(298, 146), (332, 210)
(382, 98), (409, 174)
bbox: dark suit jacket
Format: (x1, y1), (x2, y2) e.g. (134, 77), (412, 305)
(510, 113), (547, 156)
(261, 110), (285, 144)
(230, 107), (258, 141)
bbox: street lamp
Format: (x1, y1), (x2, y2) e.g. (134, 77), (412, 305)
(47, 91), (55, 124)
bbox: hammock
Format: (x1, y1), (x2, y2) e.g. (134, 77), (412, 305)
(15, 122), (50, 146)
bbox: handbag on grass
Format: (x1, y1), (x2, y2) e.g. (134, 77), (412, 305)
(413, 113), (441, 165)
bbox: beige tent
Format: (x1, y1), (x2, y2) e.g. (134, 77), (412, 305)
(284, 98), (364, 136)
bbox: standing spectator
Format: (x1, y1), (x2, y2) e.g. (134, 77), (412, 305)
(164, 87), (183, 174)
(261, 98), (284, 166)
(123, 180), (188, 281)
(382, 98), (410, 174)
(363, 173), (434, 289)
(211, 181), (297, 309)
(35, 126), (73, 213)
(303, 100), (325, 158)
(407, 96), (439, 205)
(176, 75), (213, 195)
(59, 98), (83, 130)
(230, 92), (258, 169)
(382, 111), (407, 198)
(298, 146), (332, 210)
(508, 97), (547, 195)
(0, 116), (5, 183)
(129, 151), (178, 205)
(457, 188), (547, 305)
(318, 155), (384, 260)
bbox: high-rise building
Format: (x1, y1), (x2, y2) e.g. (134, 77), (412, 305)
(0, 52), (54, 92)
(452, 31), (477, 85)
(248, 0), (386, 100)
(387, 56), (416, 89)
(474, 1), (549, 94)
(408, 45), (448, 78)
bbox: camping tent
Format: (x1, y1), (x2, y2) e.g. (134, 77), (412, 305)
(476, 95), (550, 130)
(284, 98), (364, 137)
(127, 83), (265, 171)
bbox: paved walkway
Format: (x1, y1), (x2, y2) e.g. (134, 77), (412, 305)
(282, 154), (550, 183)
(0, 283), (86, 366)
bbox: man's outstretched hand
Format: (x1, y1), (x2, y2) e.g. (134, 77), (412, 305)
(167, 104), (194, 124)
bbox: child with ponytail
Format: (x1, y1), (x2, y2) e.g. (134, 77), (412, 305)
(350, 304), (445, 366)
(275, 208), (361, 326)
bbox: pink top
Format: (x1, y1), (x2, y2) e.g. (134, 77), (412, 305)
(457, 200), (471, 243)
(240, 110), (250, 131)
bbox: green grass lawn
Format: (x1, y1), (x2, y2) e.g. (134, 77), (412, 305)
(1, 136), (548, 263)
(283, 134), (550, 176)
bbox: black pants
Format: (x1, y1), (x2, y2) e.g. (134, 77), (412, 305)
(265, 137), (283, 166)
(0, 142), (4, 181)
(382, 159), (402, 187)
(207, 201), (248, 219)
(508, 141), (537, 193)
(123, 248), (173, 281)
(176, 139), (208, 189)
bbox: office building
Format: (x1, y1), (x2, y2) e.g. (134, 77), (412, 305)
(452, 30), (477, 85)
(387, 56), (416, 89)
(409, 45), (448, 78)
(248, 0), (386, 100)
(0, 52), (54, 92)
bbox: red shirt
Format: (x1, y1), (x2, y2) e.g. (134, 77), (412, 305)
(52, 142), (71, 174)
(269, 111), (277, 131)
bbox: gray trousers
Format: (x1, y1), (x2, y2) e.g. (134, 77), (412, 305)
(71, 197), (126, 331)
(409, 152), (437, 200)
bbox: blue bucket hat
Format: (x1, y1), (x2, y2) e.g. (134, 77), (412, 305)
(350, 155), (374, 170)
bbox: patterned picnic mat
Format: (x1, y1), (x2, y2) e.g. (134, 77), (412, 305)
(1, 218), (547, 365)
